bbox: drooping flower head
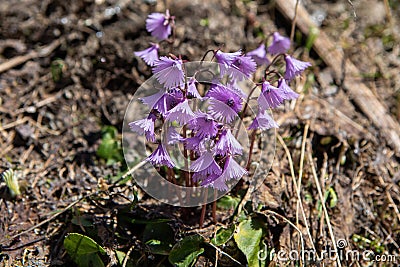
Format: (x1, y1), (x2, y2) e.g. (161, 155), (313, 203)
(140, 89), (184, 116)
(258, 81), (285, 110)
(214, 50), (242, 66)
(165, 126), (184, 145)
(248, 110), (279, 130)
(146, 9), (174, 41)
(284, 55), (311, 81)
(128, 116), (156, 142)
(153, 56), (185, 89)
(277, 78), (299, 100)
(186, 77), (202, 99)
(206, 84), (243, 123)
(201, 174), (228, 191)
(183, 136), (206, 153)
(134, 43), (159, 66)
(215, 129), (243, 155)
(188, 112), (219, 138)
(268, 32), (291, 55)
(246, 44), (270, 66)
(190, 151), (222, 177)
(230, 55), (257, 81)
(219, 155), (247, 182)
(166, 99), (195, 125)
(214, 50), (242, 76)
(146, 143), (174, 168)
(201, 155), (247, 191)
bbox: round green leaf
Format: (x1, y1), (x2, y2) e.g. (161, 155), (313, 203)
(168, 235), (204, 267)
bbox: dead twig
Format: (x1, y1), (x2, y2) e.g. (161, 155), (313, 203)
(0, 38), (62, 74)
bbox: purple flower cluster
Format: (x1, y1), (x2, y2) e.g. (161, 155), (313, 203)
(130, 11), (311, 191)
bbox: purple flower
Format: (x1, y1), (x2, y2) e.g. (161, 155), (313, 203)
(187, 77), (202, 99)
(201, 155), (247, 191)
(278, 78), (299, 100)
(183, 136), (206, 153)
(166, 100), (195, 125)
(165, 126), (184, 145)
(215, 129), (243, 155)
(190, 151), (222, 177)
(268, 32), (291, 55)
(214, 50), (242, 76)
(257, 81), (285, 109)
(219, 155), (247, 182)
(146, 143), (174, 168)
(134, 43), (159, 66)
(284, 55), (311, 81)
(206, 84), (243, 123)
(214, 50), (242, 66)
(246, 44), (270, 66)
(153, 57), (185, 89)
(129, 117), (156, 142)
(188, 112), (219, 138)
(146, 9), (174, 41)
(201, 174), (228, 191)
(230, 55), (257, 81)
(248, 110), (279, 130)
(140, 89), (183, 116)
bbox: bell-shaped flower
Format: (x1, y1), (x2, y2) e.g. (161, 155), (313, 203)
(146, 10), (174, 41)
(134, 43), (159, 66)
(284, 55), (311, 81)
(248, 110), (279, 130)
(268, 32), (290, 55)
(153, 57), (185, 89)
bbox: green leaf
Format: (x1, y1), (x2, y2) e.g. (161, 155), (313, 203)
(328, 187), (338, 208)
(115, 251), (134, 267)
(217, 195), (240, 210)
(211, 224), (235, 246)
(234, 218), (263, 267)
(64, 233), (106, 267)
(96, 126), (123, 165)
(1, 169), (21, 197)
(51, 58), (65, 82)
(143, 222), (175, 255)
(168, 235), (204, 267)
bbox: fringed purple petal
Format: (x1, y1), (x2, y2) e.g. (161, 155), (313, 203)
(248, 110), (279, 130)
(215, 129), (243, 155)
(187, 77), (202, 99)
(278, 78), (299, 100)
(134, 43), (159, 66)
(190, 151), (222, 176)
(166, 100), (195, 125)
(258, 81), (285, 109)
(208, 99), (239, 123)
(284, 55), (311, 81)
(146, 143), (174, 168)
(128, 118), (155, 142)
(268, 32), (291, 55)
(153, 57), (185, 89)
(230, 55), (257, 81)
(146, 11), (172, 40)
(219, 156), (247, 181)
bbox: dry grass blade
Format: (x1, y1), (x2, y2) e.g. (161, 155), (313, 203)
(307, 144), (342, 267)
(277, 134), (315, 252)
